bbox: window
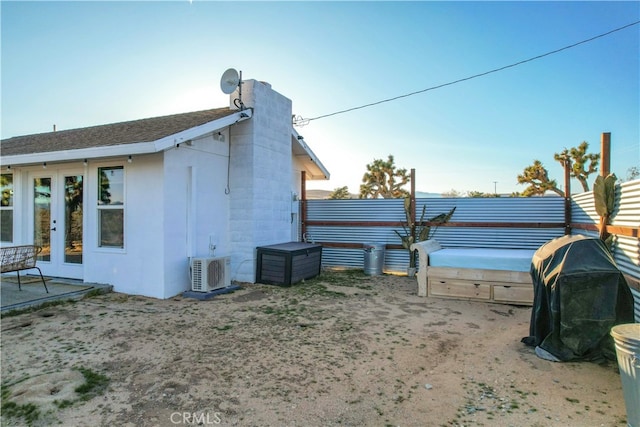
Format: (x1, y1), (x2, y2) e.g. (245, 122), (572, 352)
(1, 173), (13, 242)
(97, 166), (124, 248)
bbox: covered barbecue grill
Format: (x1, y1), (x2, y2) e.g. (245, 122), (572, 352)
(522, 234), (635, 362)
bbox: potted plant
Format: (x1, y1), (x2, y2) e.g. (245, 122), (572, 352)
(394, 197), (455, 277)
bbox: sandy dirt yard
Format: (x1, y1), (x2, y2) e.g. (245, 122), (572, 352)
(0, 270), (630, 427)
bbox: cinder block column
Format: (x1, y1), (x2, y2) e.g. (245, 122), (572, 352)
(228, 80), (293, 282)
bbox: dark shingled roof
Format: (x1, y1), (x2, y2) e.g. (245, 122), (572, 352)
(1, 107), (235, 156)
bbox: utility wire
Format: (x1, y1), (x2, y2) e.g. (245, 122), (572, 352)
(293, 20), (640, 126)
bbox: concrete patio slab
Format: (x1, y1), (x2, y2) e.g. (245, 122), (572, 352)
(0, 275), (112, 313)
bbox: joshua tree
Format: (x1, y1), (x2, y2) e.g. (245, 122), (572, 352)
(359, 155), (410, 199)
(517, 160), (563, 196)
(328, 186), (351, 199)
(519, 142), (600, 196)
(554, 141), (600, 192)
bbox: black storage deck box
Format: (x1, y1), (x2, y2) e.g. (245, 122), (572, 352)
(256, 242), (322, 286)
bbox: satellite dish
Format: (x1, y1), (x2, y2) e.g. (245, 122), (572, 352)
(220, 68), (240, 94)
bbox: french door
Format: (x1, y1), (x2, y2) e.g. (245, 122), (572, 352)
(30, 169), (84, 279)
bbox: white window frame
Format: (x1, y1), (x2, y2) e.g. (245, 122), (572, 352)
(97, 165), (125, 249)
(1, 172), (14, 243)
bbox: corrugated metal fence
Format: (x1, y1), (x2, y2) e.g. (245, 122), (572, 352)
(571, 179), (640, 320)
(305, 197), (567, 271)
(304, 179), (640, 319)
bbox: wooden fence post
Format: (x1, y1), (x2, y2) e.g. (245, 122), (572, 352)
(564, 159), (572, 235)
(599, 132), (611, 239)
(410, 168), (416, 244)
(600, 132), (611, 177)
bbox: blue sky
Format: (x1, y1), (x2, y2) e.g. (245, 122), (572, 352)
(1, 1), (638, 195)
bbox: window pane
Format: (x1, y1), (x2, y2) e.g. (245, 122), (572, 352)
(1, 173), (13, 207)
(0, 210), (13, 242)
(99, 209), (123, 248)
(98, 167), (124, 205)
(1, 174), (13, 242)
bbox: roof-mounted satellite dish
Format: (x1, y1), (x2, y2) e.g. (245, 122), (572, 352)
(220, 68), (240, 94)
(220, 68), (245, 110)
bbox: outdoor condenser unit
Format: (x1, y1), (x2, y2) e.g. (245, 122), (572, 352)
(191, 257), (231, 292)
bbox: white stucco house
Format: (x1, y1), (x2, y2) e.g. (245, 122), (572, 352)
(0, 80), (329, 299)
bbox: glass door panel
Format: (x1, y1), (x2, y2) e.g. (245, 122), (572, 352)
(30, 170), (84, 279)
(64, 175), (83, 264)
(33, 177), (52, 262)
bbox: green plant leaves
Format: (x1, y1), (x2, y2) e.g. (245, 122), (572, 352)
(593, 174), (617, 217)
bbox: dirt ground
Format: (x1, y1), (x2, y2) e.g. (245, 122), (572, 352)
(0, 270), (630, 427)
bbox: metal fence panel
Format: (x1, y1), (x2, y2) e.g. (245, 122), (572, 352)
(308, 181), (638, 278)
(321, 247), (409, 273)
(307, 197), (568, 272)
(572, 180), (640, 228)
(305, 226), (398, 244)
(572, 179), (640, 283)
(415, 197), (566, 223)
(306, 199), (404, 221)
(631, 287), (640, 323)
(429, 227), (565, 249)
(308, 181), (640, 316)
(570, 192), (598, 224)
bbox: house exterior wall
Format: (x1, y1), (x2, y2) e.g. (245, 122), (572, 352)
(161, 131), (232, 298)
(228, 80), (294, 282)
(2, 80), (317, 298)
(84, 131), (233, 299)
(84, 154), (166, 297)
(4, 158), (167, 296)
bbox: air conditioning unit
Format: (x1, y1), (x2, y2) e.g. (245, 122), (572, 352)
(191, 257), (231, 292)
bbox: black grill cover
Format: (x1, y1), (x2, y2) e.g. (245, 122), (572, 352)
(522, 234), (635, 361)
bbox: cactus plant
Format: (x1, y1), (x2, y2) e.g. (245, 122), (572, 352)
(593, 173), (617, 246)
(394, 198), (455, 269)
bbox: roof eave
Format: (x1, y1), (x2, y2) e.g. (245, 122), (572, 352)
(292, 129), (330, 181)
(1, 109), (253, 166)
(154, 108), (252, 150)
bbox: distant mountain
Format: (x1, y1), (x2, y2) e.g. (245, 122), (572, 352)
(306, 190), (442, 199)
(416, 191), (442, 198)
(306, 189), (334, 200)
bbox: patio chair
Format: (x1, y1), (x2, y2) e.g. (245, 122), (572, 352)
(0, 245), (49, 293)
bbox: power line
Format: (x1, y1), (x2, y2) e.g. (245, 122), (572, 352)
(293, 20), (640, 126)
